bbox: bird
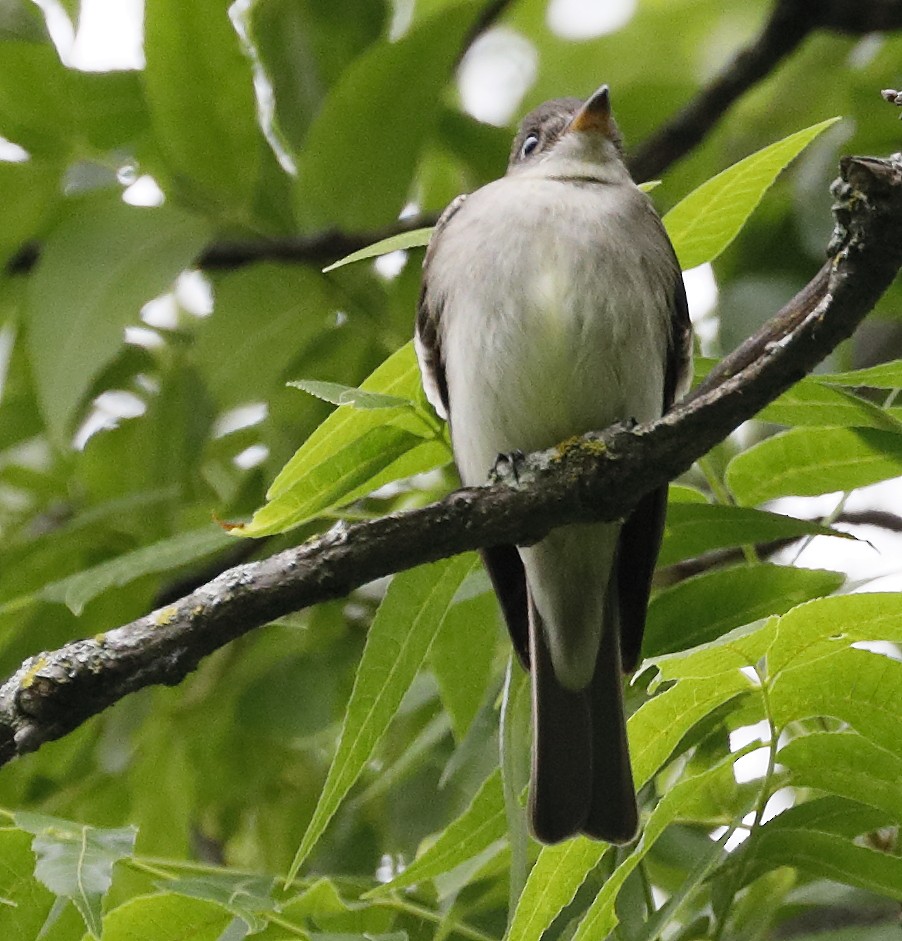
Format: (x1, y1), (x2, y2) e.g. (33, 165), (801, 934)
(414, 85), (692, 844)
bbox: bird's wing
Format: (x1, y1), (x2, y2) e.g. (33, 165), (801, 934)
(414, 194), (468, 420)
(664, 264), (694, 406)
(414, 192), (531, 667)
(617, 265), (692, 673)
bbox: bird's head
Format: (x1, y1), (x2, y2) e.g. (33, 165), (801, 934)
(507, 84), (626, 182)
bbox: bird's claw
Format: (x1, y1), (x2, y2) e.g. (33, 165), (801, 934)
(491, 449), (527, 484)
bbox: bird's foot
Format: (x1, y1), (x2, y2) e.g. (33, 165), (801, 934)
(491, 449), (527, 484)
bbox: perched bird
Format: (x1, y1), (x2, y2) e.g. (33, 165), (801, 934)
(415, 85), (692, 844)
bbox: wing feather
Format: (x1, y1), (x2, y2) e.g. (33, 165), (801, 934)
(414, 194), (468, 419)
(616, 266), (692, 672)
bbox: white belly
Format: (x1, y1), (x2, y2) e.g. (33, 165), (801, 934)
(437, 179), (671, 487)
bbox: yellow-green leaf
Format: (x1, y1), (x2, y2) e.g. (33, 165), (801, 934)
(664, 117), (840, 270)
(726, 427), (902, 505)
(367, 768), (506, 895)
(323, 227), (434, 272)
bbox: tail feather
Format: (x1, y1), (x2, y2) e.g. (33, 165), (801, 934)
(581, 583), (639, 843)
(528, 594), (591, 843)
(528, 589), (638, 845)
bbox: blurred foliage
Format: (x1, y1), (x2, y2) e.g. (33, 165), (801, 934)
(0, 0), (900, 939)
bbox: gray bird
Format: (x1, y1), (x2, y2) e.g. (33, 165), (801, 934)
(415, 85), (692, 844)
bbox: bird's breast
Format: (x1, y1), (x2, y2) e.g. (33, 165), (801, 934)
(434, 179), (672, 486)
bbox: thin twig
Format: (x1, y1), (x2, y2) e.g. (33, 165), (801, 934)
(456, 0), (517, 66)
(627, 0), (902, 182)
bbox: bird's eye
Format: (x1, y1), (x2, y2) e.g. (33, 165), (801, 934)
(520, 134), (539, 159)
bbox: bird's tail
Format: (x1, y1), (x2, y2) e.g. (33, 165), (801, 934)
(528, 586), (638, 844)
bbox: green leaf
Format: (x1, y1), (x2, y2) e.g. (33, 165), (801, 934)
(238, 342), (449, 536)
(663, 117), (840, 270)
(755, 795), (890, 839)
(0, 160), (60, 267)
(718, 867), (795, 941)
(629, 671), (753, 786)
(143, 0), (261, 215)
(507, 839), (609, 941)
(501, 665), (532, 913)
(368, 768), (506, 894)
(287, 553), (476, 880)
(726, 427), (902, 505)
(294, 2), (481, 229)
(99, 893), (233, 941)
(430, 590), (498, 739)
(268, 342), (432, 493)
(290, 379), (415, 411)
(36, 527), (232, 615)
(245, 0), (388, 155)
(281, 877), (348, 922)
(778, 731), (902, 823)
(15, 812), (136, 940)
(817, 359), (902, 389)
(644, 564), (844, 658)
(349, 711), (452, 809)
(572, 760), (737, 941)
(0, 47), (150, 158)
(757, 379), (902, 431)
(0, 0), (51, 42)
(193, 264), (342, 408)
(659, 503), (852, 567)
(0, 44), (75, 155)
(76, 361), (214, 501)
(765, 597), (902, 771)
(734, 828), (902, 900)
(236, 425), (446, 536)
(767, 592), (902, 676)
(25, 195), (209, 442)
(71, 70), (151, 153)
(163, 873), (277, 931)
(668, 484), (710, 504)
(770, 647), (902, 760)
(0, 300), (45, 452)
(0, 829), (58, 940)
(281, 875), (397, 935)
(652, 616), (777, 681)
(718, 798), (896, 918)
(322, 228), (434, 272)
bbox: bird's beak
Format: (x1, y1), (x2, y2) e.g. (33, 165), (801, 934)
(568, 84), (614, 138)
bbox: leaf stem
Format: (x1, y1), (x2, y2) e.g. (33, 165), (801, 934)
(747, 670), (779, 839)
(638, 858), (657, 918)
(712, 666), (779, 941)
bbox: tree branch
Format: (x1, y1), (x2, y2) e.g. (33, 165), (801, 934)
(0, 152), (900, 767)
(5, 212), (443, 276)
(457, 0), (517, 66)
(627, 0), (902, 182)
(658, 509), (902, 586)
